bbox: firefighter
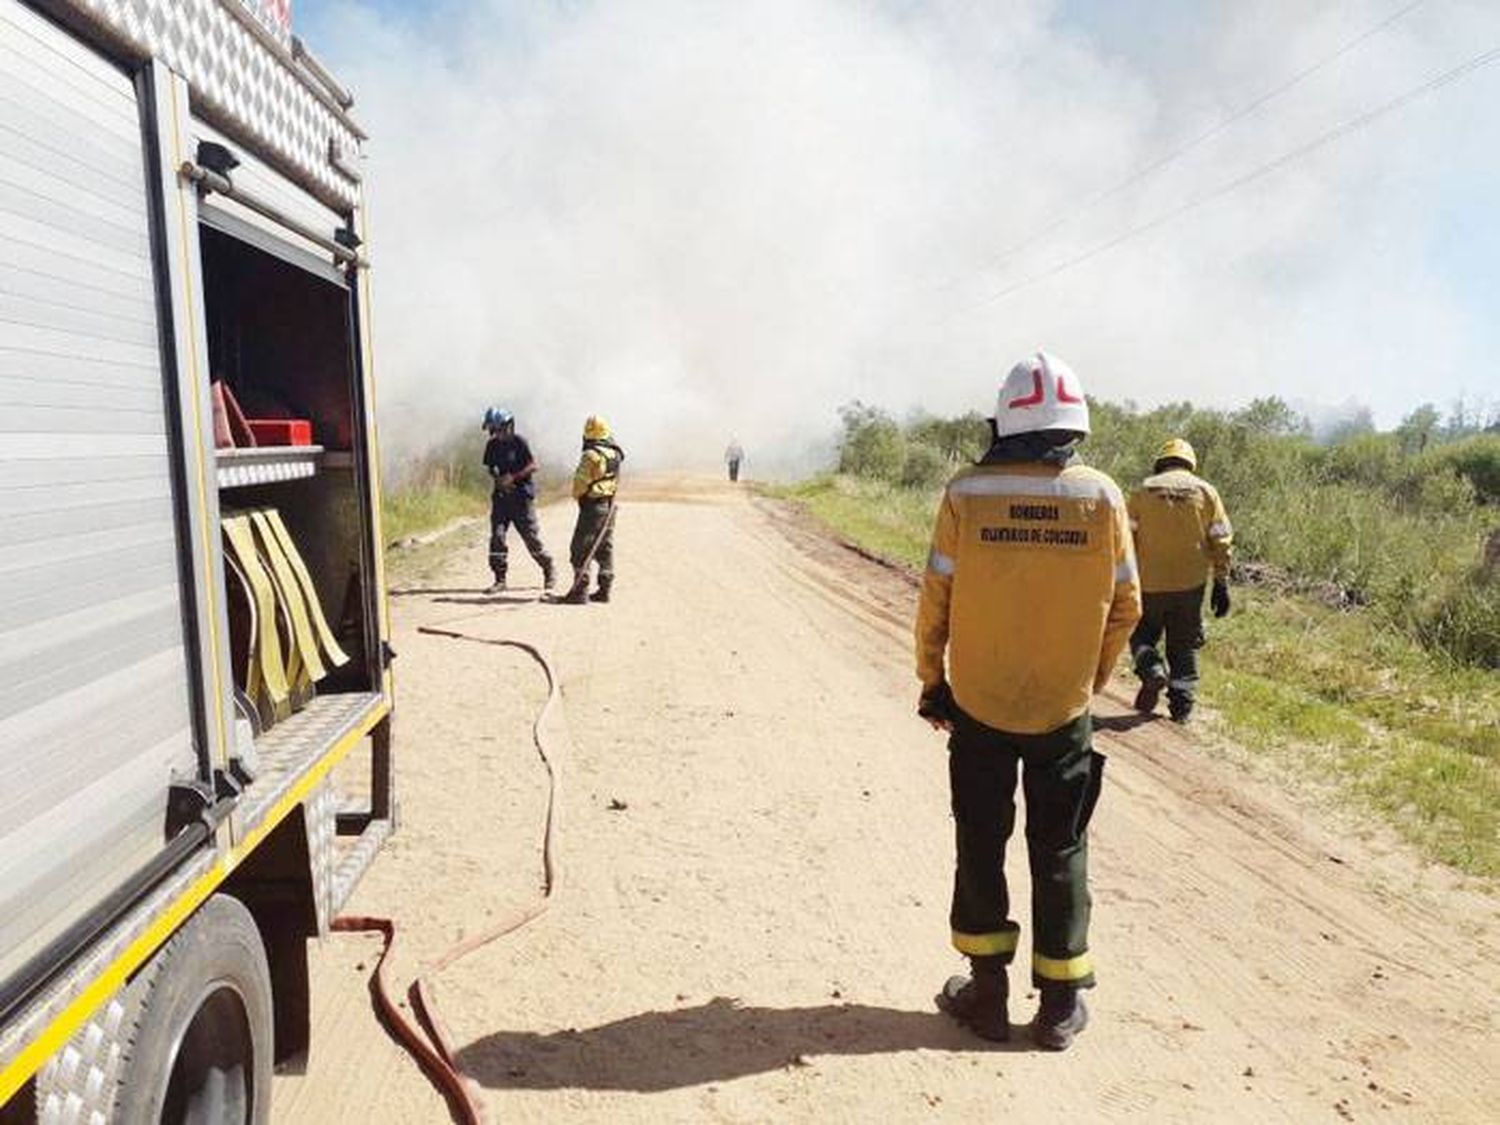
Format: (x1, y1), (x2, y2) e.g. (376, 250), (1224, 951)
(481, 406), (555, 594)
(725, 438), (745, 482)
(915, 350), (1141, 1050)
(559, 414), (624, 604)
(1126, 438), (1233, 724)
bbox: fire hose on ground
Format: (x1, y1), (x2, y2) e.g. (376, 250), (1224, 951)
(333, 624), (562, 1125)
(332, 493), (617, 1120)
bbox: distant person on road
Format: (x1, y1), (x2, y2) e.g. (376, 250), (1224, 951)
(559, 414), (625, 604)
(725, 438), (745, 482)
(1127, 438), (1233, 724)
(914, 350), (1141, 1050)
(481, 406), (555, 594)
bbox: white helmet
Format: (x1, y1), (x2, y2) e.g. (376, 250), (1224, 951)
(993, 350), (1090, 437)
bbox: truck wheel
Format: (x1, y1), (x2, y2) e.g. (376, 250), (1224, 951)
(108, 894), (274, 1124)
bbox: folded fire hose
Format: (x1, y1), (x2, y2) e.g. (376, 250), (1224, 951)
(334, 622), (562, 1125)
(223, 508), (350, 728)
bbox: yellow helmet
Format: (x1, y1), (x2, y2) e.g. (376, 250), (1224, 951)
(1155, 437), (1197, 470)
(583, 414), (612, 441)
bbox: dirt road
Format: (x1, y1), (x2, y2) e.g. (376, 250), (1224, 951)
(273, 477), (1498, 1123)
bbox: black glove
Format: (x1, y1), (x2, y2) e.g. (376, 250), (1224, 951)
(918, 680), (957, 727)
(1211, 579), (1231, 618)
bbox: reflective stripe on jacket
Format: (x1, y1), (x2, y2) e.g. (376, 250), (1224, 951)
(915, 461), (1143, 734)
(573, 443), (622, 500)
(1127, 468), (1232, 593)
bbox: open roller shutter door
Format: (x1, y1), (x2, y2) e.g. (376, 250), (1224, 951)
(0, 3), (200, 984)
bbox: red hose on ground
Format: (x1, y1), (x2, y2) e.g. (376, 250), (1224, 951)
(333, 624), (563, 1125)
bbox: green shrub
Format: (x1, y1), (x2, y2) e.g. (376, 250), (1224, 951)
(900, 443), (951, 490)
(1428, 435), (1500, 505)
(907, 411), (990, 464)
(1417, 568), (1500, 670)
(1315, 432), (1407, 490)
(837, 402), (907, 482)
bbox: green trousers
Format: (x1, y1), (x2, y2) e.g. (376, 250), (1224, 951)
(570, 497), (615, 586)
(1131, 586), (1206, 704)
(948, 708), (1105, 989)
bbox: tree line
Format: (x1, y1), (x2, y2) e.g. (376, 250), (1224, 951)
(835, 396), (1500, 668)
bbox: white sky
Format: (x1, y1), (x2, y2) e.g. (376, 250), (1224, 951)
(300, 0), (1500, 471)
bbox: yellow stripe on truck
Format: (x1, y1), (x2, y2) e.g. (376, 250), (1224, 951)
(0, 699), (389, 1107)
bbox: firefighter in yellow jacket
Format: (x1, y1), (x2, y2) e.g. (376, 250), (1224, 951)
(559, 415), (624, 604)
(1127, 439), (1232, 723)
(916, 351), (1141, 1050)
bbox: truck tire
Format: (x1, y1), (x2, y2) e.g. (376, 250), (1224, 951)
(39, 894), (275, 1124)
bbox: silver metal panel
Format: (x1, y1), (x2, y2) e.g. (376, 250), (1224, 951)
(35, 991), (127, 1124)
(0, 177), (148, 261)
(235, 692), (382, 832)
(216, 444), (322, 489)
(304, 778), (335, 934)
(330, 817), (391, 918)
(0, 848), (216, 1091)
(0, 23), (142, 148)
(0, 461), (170, 508)
(0, 342), (160, 391)
(149, 64), (236, 778)
(0, 269), (157, 336)
(0, 611), (188, 729)
(191, 114), (348, 268)
(0, 233), (148, 300)
(0, 553), (178, 635)
(198, 200), (347, 288)
(52, 0), (363, 212)
(0, 2), (198, 987)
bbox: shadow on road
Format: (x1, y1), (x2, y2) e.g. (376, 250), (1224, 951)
(386, 587), (545, 606)
(455, 997), (1039, 1092)
(1093, 712), (1156, 733)
(432, 594), (540, 607)
(389, 586), (487, 597)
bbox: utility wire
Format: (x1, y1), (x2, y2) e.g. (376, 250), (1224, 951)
(978, 41), (1500, 306)
(977, 0), (1432, 277)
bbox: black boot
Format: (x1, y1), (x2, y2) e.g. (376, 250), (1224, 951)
(558, 570), (589, 604)
(936, 956), (1009, 1042)
(1133, 659), (1166, 713)
(589, 580), (612, 603)
(1032, 986), (1089, 1051)
(1168, 691), (1194, 724)
(485, 574), (506, 595)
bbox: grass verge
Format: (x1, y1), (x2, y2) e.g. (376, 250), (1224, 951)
(382, 482), (487, 545)
(774, 474), (1500, 878)
(766, 475), (937, 566)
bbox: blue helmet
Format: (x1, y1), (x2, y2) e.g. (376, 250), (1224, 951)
(482, 406), (514, 431)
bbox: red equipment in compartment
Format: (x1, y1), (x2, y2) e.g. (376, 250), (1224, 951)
(247, 419), (313, 446)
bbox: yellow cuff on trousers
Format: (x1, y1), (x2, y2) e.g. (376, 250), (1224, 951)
(1033, 951), (1094, 982)
(952, 930), (1019, 957)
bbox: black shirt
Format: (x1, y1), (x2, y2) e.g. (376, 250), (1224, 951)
(483, 434), (537, 498)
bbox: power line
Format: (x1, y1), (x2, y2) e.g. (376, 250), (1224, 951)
(976, 0), (1433, 278)
(978, 41), (1500, 306)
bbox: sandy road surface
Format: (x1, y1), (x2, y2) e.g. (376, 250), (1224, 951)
(274, 476), (1498, 1123)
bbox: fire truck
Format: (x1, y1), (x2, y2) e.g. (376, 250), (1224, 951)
(0, 1), (394, 1119)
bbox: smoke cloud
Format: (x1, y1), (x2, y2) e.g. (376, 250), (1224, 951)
(302, 0), (1500, 474)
